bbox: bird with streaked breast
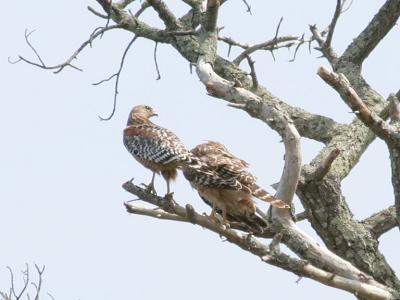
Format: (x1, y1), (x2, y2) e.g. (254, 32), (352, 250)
(123, 104), (201, 196)
(182, 141), (289, 227)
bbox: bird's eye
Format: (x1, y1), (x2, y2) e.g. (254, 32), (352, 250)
(144, 106), (151, 111)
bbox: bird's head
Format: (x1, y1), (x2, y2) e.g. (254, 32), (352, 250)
(127, 104), (158, 125)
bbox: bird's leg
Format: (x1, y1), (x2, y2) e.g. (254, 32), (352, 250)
(141, 172), (157, 195)
(164, 179), (175, 200)
(208, 200), (218, 221)
(221, 205), (230, 229)
(163, 179), (178, 211)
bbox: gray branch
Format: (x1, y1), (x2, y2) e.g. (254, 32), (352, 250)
(339, 0), (400, 65)
(122, 182), (395, 300)
(318, 66), (400, 148)
(362, 206), (397, 238)
(147, 0), (179, 29)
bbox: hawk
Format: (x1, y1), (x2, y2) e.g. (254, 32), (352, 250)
(183, 141), (289, 227)
(123, 104), (200, 195)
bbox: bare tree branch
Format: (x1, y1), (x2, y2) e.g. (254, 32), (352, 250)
(181, 0), (200, 8)
(309, 24), (338, 65)
(147, 0), (179, 29)
(362, 206), (397, 238)
(153, 42), (161, 80)
(233, 35), (302, 65)
(10, 25), (122, 73)
(339, 0), (400, 65)
(245, 55), (258, 90)
(318, 66), (400, 148)
(134, 1), (150, 17)
(125, 203), (187, 222)
(302, 148), (341, 182)
(204, 0), (220, 32)
(1, 265), (48, 300)
(324, 0), (342, 49)
(122, 181), (395, 299)
(88, 5), (108, 19)
(93, 35), (138, 121)
(218, 35), (249, 50)
(273, 122), (301, 214)
(241, 0), (252, 15)
(115, 0), (135, 9)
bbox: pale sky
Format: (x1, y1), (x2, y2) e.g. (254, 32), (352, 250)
(1, 1), (399, 299)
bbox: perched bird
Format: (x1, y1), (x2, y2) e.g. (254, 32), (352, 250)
(123, 104), (200, 195)
(183, 141), (289, 227)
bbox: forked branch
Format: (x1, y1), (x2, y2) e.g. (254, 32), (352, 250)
(9, 26), (122, 74)
(0, 265), (49, 300)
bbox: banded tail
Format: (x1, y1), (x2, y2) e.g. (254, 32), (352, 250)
(251, 184), (290, 208)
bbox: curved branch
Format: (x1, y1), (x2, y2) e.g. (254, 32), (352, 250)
(94, 35), (138, 121)
(272, 122), (301, 221)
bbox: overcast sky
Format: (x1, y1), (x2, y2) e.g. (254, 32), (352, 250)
(1, 1), (399, 299)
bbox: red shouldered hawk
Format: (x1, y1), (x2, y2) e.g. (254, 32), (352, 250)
(123, 105), (200, 195)
(183, 141), (289, 227)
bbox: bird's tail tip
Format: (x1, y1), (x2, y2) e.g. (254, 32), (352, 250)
(252, 185), (290, 208)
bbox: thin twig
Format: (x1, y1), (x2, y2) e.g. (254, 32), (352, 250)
(24, 29), (45, 66)
(2, 265), (47, 300)
(245, 55), (258, 90)
(274, 17), (284, 42)
(241, 0), (252, 15)
(233, 35), (300, 65)
(10, 25), (122, 73)
(289, 33), (305, 62)
(32, 265), (45, 300)
(96, 35), (139, 121)
(153, 42), (161, 80)
(218, 36), (249, 50)
(87, 5), (108, 18)
(135, 0), (150, 17)
(341, 0), (354, 13)
(325, 0), (342, 49)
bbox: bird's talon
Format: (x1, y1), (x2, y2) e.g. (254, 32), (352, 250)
(208, 212), (222, 225)
(164, 192), (174, 201)
(141, 183), (157, 195)
(222, 220), (231, 229)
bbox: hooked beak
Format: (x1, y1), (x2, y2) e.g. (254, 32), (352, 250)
(151, 112), (158, 117)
